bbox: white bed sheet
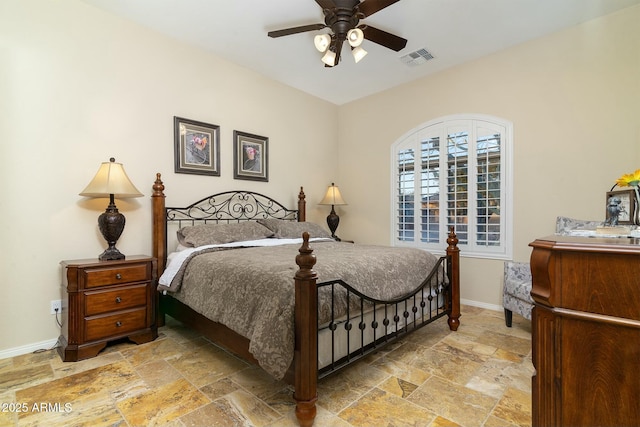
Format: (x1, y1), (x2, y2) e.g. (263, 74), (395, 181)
(159, 237), (332, 287)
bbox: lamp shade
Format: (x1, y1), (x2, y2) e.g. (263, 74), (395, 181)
(80, 158), (143, 198)
(319, 183), (347, 206)
(321, 49), (337, 67)
(314, 34), (331, 52)
(352, 46), (368, 63)
(347, 28), (364, 47)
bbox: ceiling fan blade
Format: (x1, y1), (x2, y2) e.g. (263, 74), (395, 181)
(316, 0), (337, 10)
(361, 25), (407, 51)
(268, 23), (326, 38)
(357, 0), (400, 17)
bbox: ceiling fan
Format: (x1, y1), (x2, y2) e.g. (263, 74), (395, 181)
(267, 0), (407, 67)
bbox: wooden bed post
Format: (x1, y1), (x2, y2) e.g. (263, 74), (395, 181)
(294, 232), (318, 427)
(152, 174), (166, 327)
(446, 227), (461, 331)
(152, 173), (166, 275)
(297, 187), (306, 222)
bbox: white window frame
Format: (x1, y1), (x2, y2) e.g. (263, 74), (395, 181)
(390, 114), (513, 259)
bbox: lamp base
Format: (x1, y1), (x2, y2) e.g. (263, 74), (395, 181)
(99, 247), (125, 261)
(97, 198), (126, 261)
(326, 206), (341, 241)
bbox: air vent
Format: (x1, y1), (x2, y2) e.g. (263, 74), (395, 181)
(400, 48), (434, 67)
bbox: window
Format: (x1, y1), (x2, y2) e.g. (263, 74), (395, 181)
(392, 115), (512, 259)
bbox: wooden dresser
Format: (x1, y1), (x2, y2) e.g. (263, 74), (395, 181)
(58, 255), (158, 361)
(529, 235), (640, 427)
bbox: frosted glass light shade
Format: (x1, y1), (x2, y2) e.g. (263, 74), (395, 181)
(314, 34), (331, 52)
(347, 28), (364, 47)
(321, 49), (337, 66)
(352, 46), (368, 63)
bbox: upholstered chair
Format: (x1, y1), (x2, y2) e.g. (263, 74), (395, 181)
(502, 216), (603, 327)
(502, 261), (533, 327)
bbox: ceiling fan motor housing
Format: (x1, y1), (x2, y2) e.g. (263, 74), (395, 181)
(324, 0), (361, 40)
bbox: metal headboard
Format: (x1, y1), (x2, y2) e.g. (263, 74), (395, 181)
(152, 173), (306, 275)
(166, 190), (300, 223)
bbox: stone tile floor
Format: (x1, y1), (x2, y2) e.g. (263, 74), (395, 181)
(0, 305), (532, 426)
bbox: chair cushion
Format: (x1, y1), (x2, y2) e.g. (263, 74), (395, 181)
(505, 279), (533, 302)
(503, 261), (533, 303)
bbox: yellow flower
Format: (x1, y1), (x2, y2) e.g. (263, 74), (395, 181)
(616, 169), (640, 187)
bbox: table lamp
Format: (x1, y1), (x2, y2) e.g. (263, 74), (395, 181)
(319, 182), (347, 240)
(79, 158), (143, 260)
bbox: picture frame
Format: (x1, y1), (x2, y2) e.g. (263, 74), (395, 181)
(233, 130), (268, 182)
(605, 189), (636, 225)
(174, 116), (220, 176)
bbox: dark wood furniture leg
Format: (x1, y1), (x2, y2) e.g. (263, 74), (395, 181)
(446, 228), (461, 331)
(293, 233), (318, 427)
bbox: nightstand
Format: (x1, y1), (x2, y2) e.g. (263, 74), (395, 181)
(58, 255), (158, 361)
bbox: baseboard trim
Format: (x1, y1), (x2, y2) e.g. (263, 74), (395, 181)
(461, 298), (502, 312)
(0, 338), (59, 360)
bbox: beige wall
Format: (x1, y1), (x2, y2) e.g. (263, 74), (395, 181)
(0, 0), (337, 354)
(336, 5), (640, 308)
(2, 0), (639, 355)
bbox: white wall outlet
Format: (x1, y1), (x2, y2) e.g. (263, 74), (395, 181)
(50, 300), (62, 315)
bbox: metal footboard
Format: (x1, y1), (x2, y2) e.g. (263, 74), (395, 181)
(317, 254), (451, 379)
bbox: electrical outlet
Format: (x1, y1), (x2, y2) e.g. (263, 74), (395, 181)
(50, 300), (62, 315)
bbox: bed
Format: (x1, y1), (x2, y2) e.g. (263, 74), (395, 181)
(151, 173), (461, 427)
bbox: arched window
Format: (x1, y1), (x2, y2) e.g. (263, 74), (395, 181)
(391, 114), (513, 259)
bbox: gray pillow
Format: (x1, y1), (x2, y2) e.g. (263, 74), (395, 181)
(177, 222), (274, 247)
(257, 218), (333, 239)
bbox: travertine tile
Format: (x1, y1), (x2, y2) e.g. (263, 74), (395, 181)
(475, 330), (531, 357)
(317, 361), (389, 413)
(408, 376), (498, 426)
(491, 387), (532, 427)
(0, 362), (53, 393)
(50, 351), (124, 379)
(135, 359), (183, 388)
(378, 376), (419, 398)
(228, 365), (289, 400)
(117, 378), (209, 426)
(0, 307), (532, 427)
(16, 360), (138, 407)
(370, 354), (432, 386)
(339, 387), (436, 426)
(120, 336), (187, 367)
(166, 343), (248, 388)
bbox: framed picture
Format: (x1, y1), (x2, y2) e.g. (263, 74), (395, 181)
(605, 189), (636, 225)
(233, 130), (268, 182)
(174, 116), (220, 176)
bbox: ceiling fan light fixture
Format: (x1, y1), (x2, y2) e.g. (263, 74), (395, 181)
(314, 34), (331, 52)
(321, 49), (337, 66)
(347, 28), (364, 47)
(352, 46), (368, 63)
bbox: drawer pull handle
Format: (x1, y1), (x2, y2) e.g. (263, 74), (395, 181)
(115, 273), (122, 280)
(115, 297), (122, 303)
(116, 321), (122, 327)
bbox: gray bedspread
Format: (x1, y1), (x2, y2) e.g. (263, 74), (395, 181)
(166, 240), (441, 379)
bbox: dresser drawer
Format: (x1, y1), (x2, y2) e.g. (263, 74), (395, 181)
(85, 284), (148, 316)
(85, 308), (147, 341)
(82, 263), (149, 288)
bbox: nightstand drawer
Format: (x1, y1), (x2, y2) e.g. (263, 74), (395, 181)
(85, 308), (147, 341)
(85, 284), (148, 316)
(82, 263), (149, 288)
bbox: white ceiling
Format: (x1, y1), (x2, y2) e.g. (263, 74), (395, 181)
(82, 0), (640, 105)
